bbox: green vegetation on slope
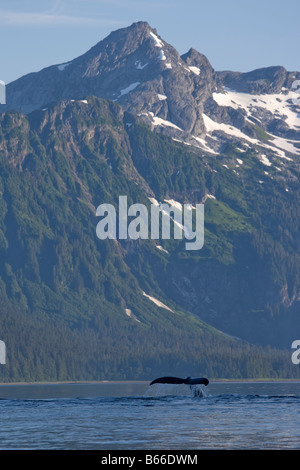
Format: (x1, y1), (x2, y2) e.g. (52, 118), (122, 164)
(0, 97), (299, 381)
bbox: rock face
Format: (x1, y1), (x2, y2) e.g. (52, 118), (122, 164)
(2, 21), (300, 157)
(2, 22), (219, 140)
(0, 94), (299, 353)
(217, 66), (295, 94)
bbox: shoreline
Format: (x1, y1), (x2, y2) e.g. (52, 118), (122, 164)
(0, 378), (299, 386)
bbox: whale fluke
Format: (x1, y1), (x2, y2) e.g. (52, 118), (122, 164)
(150, 376), (209, 386)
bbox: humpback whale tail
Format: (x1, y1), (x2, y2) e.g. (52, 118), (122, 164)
(150, 376), (209, 386)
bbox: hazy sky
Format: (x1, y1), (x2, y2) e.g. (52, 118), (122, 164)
(0, 0), (299, 84)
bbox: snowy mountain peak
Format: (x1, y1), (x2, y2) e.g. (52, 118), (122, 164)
(1, 22), (299, 164)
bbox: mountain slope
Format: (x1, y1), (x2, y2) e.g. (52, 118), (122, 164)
(0, 96), (299, 382)
(2, 22), (300, 159)
(0, 23), (299, 381)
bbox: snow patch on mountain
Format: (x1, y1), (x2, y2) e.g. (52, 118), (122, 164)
(156, 245), (169, 254)
(192, 135), (218, 154)
(148, 197), (159, 206)
(172, 138), (191, 146)
(143, 292), (174, 312)
(202, 113), (297, 159)
(125, 308), (141, 323)
(57, 62), (71, 71)
(118, 82), (140, 97)
(70, 99), (88, 104)
(135, 60), (148, 70)
(269, 135), (300, 155)
(188, 66), (200, 75)
(213, 89), (300, 130)
(151, 115), (183, 131)
(149, 31), (164, 48)
(157, 93), (167, 101)
(203, 113), (257, 142)
(259, 154), (272, 166)
(205, 193), (216, 200)
(157, 50), (166, 61)
(164, 199), (183, 211)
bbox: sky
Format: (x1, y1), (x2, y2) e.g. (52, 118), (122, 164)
(0, 0), (299, 84)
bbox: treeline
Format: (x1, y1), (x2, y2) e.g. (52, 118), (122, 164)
(0, 100), (299, 382)
(0, 300), (299, 383)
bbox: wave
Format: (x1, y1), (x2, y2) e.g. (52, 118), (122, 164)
(144, 383), (207, 398)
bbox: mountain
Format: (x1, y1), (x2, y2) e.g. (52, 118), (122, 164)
(3, 22), (300, 154)
(0, 22), (299, 382)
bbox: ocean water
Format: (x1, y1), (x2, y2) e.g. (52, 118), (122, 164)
(0, 381), (299, 450)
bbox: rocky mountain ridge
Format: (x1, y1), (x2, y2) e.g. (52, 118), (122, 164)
(2, 21), (299, 161)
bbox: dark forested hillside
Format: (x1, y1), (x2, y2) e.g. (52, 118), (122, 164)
(0, 96), (299, 382)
